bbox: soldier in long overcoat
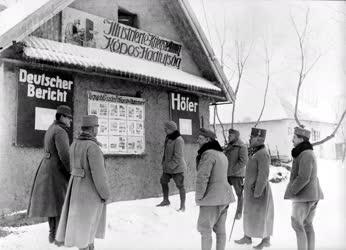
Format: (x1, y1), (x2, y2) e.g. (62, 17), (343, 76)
(195, 128), (235, 250)
(157, 121), (187, 211)
(27, 105), (72, 244)
(235, 128), (274, 250)
(284, 126), (324, 250)
(56, 115), (110, 250)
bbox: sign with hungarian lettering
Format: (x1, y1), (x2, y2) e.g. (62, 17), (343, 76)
(62, 7), (182, 69)
(169, 92), (200, 143)
(16, 67), (74, 147)
(88, 91), (145, 155)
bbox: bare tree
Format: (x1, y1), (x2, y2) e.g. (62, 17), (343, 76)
(229, 40), (253, 129)
(254, 41), (271, 128)
(291, 8), (346, 146)
(203, 2), (253, 144)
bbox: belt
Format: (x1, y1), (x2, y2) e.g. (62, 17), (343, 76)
(71, 168), (85, 178)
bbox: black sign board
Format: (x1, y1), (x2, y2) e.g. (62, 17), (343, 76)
(169, 92), (200, 143)
(16, 67), (74, 147)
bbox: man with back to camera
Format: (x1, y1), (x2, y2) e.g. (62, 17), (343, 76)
(156, 121), (187, 212)
(56, 115), (110, 250)
(27, 105), (72, 245)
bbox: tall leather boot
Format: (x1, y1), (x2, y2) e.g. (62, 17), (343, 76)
(157, 183), (170, 206)
(89, 242), (95, 250)
(177, 187), (186, 212)
(48, 217), (55, 243)
(235, 194), (243, 219)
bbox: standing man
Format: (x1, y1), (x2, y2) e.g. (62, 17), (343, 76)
(157, 121), (187, 211)
(224, 128), (248, 219)
(27, 105), (72, 244)
(284, 126), (324, 250)
(196, 128), (235, 250)
(56, 115), (110, 250)
(235, 128), (274, 250)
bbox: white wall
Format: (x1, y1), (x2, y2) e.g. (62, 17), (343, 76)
(286, 120), (341, 159)
(214, 119), (342, 160)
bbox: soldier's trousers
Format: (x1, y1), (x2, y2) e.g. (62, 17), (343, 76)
(227, 176), (244, 215)
(291, 201), (318, 250)
(197, 205), (229, 250)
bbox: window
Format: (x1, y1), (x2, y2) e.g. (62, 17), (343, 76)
(118, 7), (138, 28)
(335, 143), (345, 160)
(311, 129), (320, 142)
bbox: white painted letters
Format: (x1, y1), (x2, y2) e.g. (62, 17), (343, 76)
(171, 93), (198, 112)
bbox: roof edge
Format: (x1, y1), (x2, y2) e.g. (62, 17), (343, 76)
(0, 0), (75, 52)
(178, 0), (235, 103)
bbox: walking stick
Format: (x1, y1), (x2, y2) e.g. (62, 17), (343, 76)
(228, 213), (237, 241)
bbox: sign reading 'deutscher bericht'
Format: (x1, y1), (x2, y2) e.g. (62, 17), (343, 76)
(16, 67), (74, 148)
(170, 92), (200, 143)
(62, 7), (182, 69)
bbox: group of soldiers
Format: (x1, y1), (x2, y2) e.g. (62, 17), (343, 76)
(26, 105), (324, 250)
(157, 120), (323, 250)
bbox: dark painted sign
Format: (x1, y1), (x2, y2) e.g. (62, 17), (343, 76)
(16, 67), (74, 147)
(169, 92), (200, 143)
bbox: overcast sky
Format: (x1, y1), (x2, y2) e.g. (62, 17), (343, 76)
(2, 0), (345, 123)
(188, 0), (345, 123)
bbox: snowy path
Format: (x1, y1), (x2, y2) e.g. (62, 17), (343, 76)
(0, 159), (345, 250)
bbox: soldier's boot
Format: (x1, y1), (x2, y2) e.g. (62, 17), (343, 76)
(234, 235), (252, 245)
(156, 184), (170, 206)
(235, 195), (243, 220)
(89, 242), (95, 250)
(48, 217), (55, 243)
(253, 237), (271, 249)
(177, 187), (186, 212)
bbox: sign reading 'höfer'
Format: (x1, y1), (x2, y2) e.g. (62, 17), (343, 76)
(170, 92), (200, 143)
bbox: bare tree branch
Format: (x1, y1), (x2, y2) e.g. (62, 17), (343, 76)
(200, 0), (213, 48)
(215, 105), (228, 145)
(290, 9), (310, 128)
(231, 102), (236, 129)
(290, 6), (346, 147)
(254, 41), (271, 127)
(230, 39), (253, 128)
(312, 109), (346, 146)
(303, 53), (321, 78)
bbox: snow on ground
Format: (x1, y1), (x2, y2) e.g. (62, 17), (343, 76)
(0, 159), (345, 250)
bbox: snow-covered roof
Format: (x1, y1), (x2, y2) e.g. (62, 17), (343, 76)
(0, 0), (74, 50)
(21, 36), (222, 94)
(0, 0), (234, 102)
